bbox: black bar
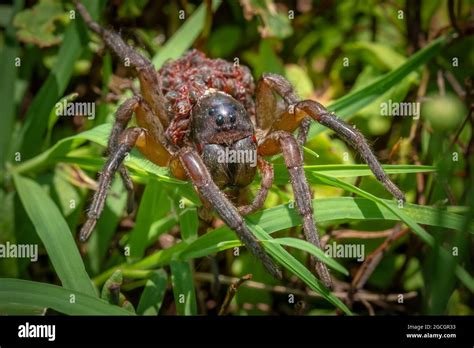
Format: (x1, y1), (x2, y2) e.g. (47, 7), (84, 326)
(0, 316), (472, 346)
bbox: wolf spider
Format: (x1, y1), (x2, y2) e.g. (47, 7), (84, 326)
(75, 2), (404, 289)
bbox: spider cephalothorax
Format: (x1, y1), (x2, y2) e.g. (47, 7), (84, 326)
(75, 1), (405, 289)
(191, 91), (257, 189)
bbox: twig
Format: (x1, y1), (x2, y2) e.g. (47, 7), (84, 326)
(218, 274), (252, 315)
(194, 272), (416, 304)
(351, 226), (409, 292)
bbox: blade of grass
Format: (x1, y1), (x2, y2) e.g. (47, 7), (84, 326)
(179, 207), (198, 242)
(92, 196), (468, 286)
(0, 279), (132, 315)
(13, 174), (96, 296)
(152, 0), (222, 68)
(127, 178), (169, 259)
(306, 36), (446, 139)
(136, 269), (168, 315)
(247, 222), (352, 314)
(262, 238), (348, 275)
(0, 0), (23, 172)
(310, 172), (474, 291)
(16, 0), (104, 159)
(170, 260), (197, 315)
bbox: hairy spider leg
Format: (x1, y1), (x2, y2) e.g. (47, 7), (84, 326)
(238, 157), (274, 216)
(106, 97), (141, 214)
(179, 148), (283, 280)
(75, 1), (170, 128)
(268, 131), (333, 288)
(259, 73), (405, 202)
(253, 76), (332, 287)
(80, 126), (145, 242)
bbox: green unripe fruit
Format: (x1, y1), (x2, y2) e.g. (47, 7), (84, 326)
(422, 93), (466, 131)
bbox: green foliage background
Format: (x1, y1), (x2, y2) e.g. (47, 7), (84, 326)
(0, 0), (472, 316)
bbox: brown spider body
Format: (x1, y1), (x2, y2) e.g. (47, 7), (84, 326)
(75, 1), (405, 288)
(159, 50), (256, 145)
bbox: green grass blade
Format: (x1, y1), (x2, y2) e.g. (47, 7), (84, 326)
(0, 279), (132, 315)
(92, 196), (470, 286)
(263, 237), (348, 275)
(306, 36), (446, 139)
(170, 260), (197, 315)
(248, 222), (352, 314)
(179, 207), (198, 242)
(127, 178), (168, 259)
(152, 0), (222, 68)
(0, 0), (23, 172)
(16, 0), (103, 159)
(310, 172), (473, 290)
(13, 174), (96, 296)
(137, 269), (168, 315)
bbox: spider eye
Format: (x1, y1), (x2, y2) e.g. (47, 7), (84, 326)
(215, 115), (224, 126)
(208, 108), (217, 116)
(229, 113), (236, 123)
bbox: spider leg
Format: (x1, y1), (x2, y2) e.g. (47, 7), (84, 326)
(297, 117), (311, 147)
(238, 157), (274, 216)
(296, 100), (405, 202)
(260, 73), (405, 202)
(266, 131), (333, 288)
(106, 97), (140, 213)
(75, 1), (170, 128)
(178, 148), (283, 280)
(80, 127), (145, 242)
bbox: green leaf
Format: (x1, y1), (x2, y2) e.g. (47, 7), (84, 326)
(170, 260), (197, 315)
(247, 222), (351, 314)
(272, 164), (436, 184)
(284, 64), (314, 99)
(127, 178), (168, 259)
(16, 0), (103, 160)
(241, 0), (293, 39)
(263, 237), (348, 275)
(137, 269), (168, 315)
(13, 174), (96, 297)
(309, 172), (474, 290)
(0, 0), (22, 173)
(152, 0), (222, 69)
(179, 207), (198, 242)
(0, 279), (132, 315)
(307, 36), (446, 139)
(178, 197), (469, 262)
(13, 0), (67, 47)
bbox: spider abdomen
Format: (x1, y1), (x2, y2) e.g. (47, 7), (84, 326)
(160, 50), (256, 144)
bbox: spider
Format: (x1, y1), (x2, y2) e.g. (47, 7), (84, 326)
(75, 2), (404, 289)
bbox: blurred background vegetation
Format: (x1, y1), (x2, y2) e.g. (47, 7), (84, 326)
(0, 0), (472, 316)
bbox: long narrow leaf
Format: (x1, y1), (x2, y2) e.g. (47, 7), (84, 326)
(0, 279), (132, 315)
(13, 174), (96, 296)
